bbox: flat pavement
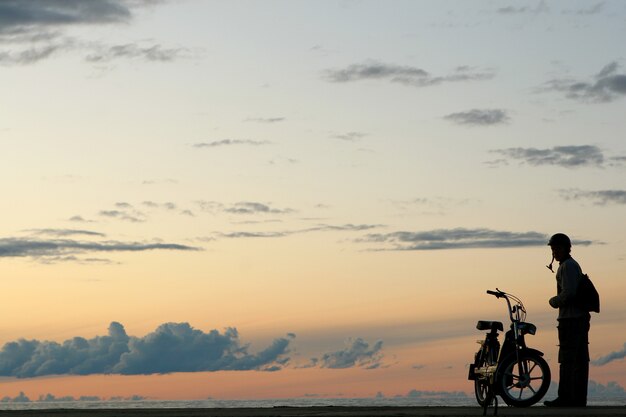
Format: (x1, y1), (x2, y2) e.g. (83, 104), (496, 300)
(0, 407), (625, 417)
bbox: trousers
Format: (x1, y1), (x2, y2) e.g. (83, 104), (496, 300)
(557, 314), (590, 405)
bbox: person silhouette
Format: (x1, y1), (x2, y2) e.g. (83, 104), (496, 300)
(544, 233), (590, 408)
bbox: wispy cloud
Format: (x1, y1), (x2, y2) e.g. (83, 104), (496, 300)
(84, 42), (186, 63)
(496, 1), (549, 15)
(0, 322), (293, 377)
(25, 229), (106, 238)
(562, 2), (605, 15)
(323, 61), (494, 88)
(192, 139), (271, 148)
(99, 210), (145, 223)
(195, 201), (294, 216)
(210, 224), (382, 240)
(224, 202), (293, 215)
(357, 228), (583, 251)
(444, 109), (510, 126)
(490, 145), (612, 168)
(245, 117), (286, 123)
(560, 189), (626, 205)
(592, 342), (626, 366)
(541, 61), (626, 103)
(0, 237), (200, 262)
(331, 131), (367, 141)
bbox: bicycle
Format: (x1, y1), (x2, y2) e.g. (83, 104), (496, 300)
(468, 289), (551, 414)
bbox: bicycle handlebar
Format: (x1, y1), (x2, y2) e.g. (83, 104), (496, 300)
(486, 289), (504, 297)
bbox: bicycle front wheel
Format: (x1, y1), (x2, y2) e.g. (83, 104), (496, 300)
(496, 352), (551, 407)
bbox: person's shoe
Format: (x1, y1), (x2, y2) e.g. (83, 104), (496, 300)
(544, 397), (574, 407)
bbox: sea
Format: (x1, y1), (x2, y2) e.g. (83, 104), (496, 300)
(1, 397), (624, 411)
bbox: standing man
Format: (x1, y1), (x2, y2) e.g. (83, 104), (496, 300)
(544, 233), (590, 407)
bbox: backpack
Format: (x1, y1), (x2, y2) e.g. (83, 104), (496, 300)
(575, 274), (600, 313)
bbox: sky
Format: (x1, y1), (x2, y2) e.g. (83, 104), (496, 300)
(1, 0), (626, 401)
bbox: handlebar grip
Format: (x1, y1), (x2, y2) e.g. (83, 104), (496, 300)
(486, 290), (501, 297)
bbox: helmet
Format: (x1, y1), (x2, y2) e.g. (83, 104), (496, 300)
(548, 233), (571, 248)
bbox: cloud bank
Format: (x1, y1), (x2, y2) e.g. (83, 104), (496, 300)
(323, 61), (494, 88)
(358, 228), (584, 251)
(0, 322), (293, 378)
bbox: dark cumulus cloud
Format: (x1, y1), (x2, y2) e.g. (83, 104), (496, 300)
(0, 0), (132, 32)
(0, 0), (183, 66)
(0, 237), (199, 262)
(542, 62), (626, 103)
(491, 145), (610, 168)
(358, 228), (581, 251)
(0, 322), (293, 378)
(444, 109), (510, 126)
(323, 61), (494, 88)
(560, 189), (626, 205)
(592, 342), (626, 366)
(192, 139), (271, 149)
(318, 338), (384, 370)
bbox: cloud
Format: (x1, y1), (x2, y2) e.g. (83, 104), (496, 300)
(210, 224), (382, 241)
(0, 322), (293, 378)
(358, 228), (579, 251)
(98, 210), (145, 223)
(192, 139), (271, 148)
(84, 42), (186, 63)
(560, 189), (626, 205)
(592, 342), (626, 366)
(542, 61), (626, 103)
(26, 229), (106, 238)
(224, 202), (293, 215)
(490, 145), (608, 168)
(245, 117), (286, 123)
(323, 61), (495, 88)
(0, 1), (182, 66)
(444, 109), (510, 126)
(331, 131), (367, 141)
(318, 338), (384, 370)
(195, 201), (294, 216)
(0, 0), (132, 33)
(496, 1), (549, 15)
(562, 2), (605, 15)
(0, 237), (199, 261)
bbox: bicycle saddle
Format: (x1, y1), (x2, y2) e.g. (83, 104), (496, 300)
(476, 320), (504, 331)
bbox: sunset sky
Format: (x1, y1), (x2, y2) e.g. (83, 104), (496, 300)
(1, 0), (626, 401)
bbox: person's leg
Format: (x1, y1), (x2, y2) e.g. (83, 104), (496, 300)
(571, 316), (590, 406)
(558, 319), (576, 402)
